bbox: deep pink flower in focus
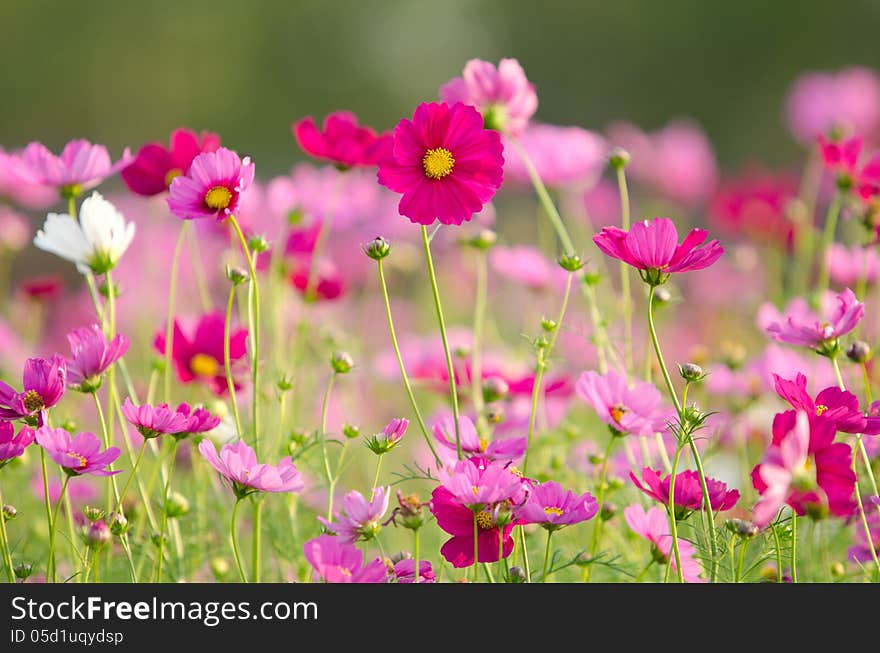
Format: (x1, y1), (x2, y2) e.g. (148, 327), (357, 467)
(0, 356), (67, 423)
(21, 139), (132, 197)
(773, 372), (880, 437)
(377, 102), (504, 226)
(436, 456), (525, 508)
(35, 426), (121, 477)
(121, 127), (221, 196)
(751, 410), (856, 526)
(0, 421), (35, 468)
(440, 58), (538, 137)
(515, 480), (598, 531)
(593, 217), (724, 285)
(630, 467), (740, 519)
(393, 558), (435, 583)
(199, 439), (304, 497)
(303, 534), (388, 583)
(167, 147), (255, 221)
(293, 111), (391, 168)
(764, 288), (864, 354)
(153, 312), (248, 396)
(65, 324), (129, 393)
(624, 504), (703, 582)
(575, 370), (671, 436)
(318, 486), (390, 542)
(433, 415), (526, 463)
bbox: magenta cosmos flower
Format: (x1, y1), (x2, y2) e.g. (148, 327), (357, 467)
(318, 486), (390, 542)
(365, 417), (408, 455)
(440, 58), (538, 137)
(65, 324), (129, 393)
(303, 534), (388, 583)
(709, 169), (798, 248)
(751, 410), (856, 526)
(774, 372), (880, 436)
(0, 356), (67, 423)
(393, 558), (435, 584)
(764, 288), (864, 354)
(293, 111), (391, 168)
(35, 426), (121, 477)
(121, 127), (221, 196)
(630, 468), (740, 519)
(515, 480), (598, 531)
(198, 439), (304, 498)
(0, 421), (35, 468)
(575, 370), (671, 436)
(166, 147), (255, 221)
(21, 139), (132, 198)
(433, 415), (526, 463)
(436, 456), (525, 508)
(624, 504), (703, 582)
(377, 102), (504, 226)
(121, 397), (220, 440)
(593, 217), (724, 285)
(154, 312), (248, 396)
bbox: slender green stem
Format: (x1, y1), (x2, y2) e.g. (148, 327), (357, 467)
(735, 538), (748, 583)
(251, 500), (263, 583)
(584, 435), (616, 581)
(376, 260), (440, 464)
(413, 528), (420, 585)
(421, 225), (462, 458)
(48, 475), (70, 583)
(541, 529), (553, 583)
(770, 522), (784, 583)
(791, 513), (798, 583)
(471, 249), (488, 434)
(112, 439), (147, 519)
(163, 225), (187, 404)
(666, 444), (685, 583)
(371, 455), (384, 496)
(231, 497), (248, 582)
(472, 511), (479, 582)
(816, 193), (842, 296)
(92, 393), (121, 513)
(635, 560), (654, 583)
(320, 372), (337, 520)
(155, 439), (180, 582)
(39, 449), (54, 580)
(518, 526), (531, 583)
(616, 166), (633, 378)
(223, 282), (244, 438)
(523, 273), (573, 476)
(0, 482), (13, 582)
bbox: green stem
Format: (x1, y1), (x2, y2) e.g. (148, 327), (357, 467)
(522, 273), (573, 476)
(223, 282), (244, 439)
(666, 444), (685, 583)
(163, 225), (187, 404)
(770, 522), (784, 583)
(0, 482), (13, 582)
(616, 166), (634, 378)
(48, 475), (70, 583)
(815, 193), (842, 296)
(251, 500), (262, 583)
(735, 538), (748, 583)
(635, 560), (654, 583)
(371, 454), (384, 496)
(471, 249), (488, 433)
(376, 260), (440, 464)
(421, 225), (462, 458)
(92, 392), (121, 512)
(155, 439), (180, 582)
(231, 497), (248, 582)
(518, 526), (531, 582)
(584, 434), (616, 581)
(39, 449), (54, 581)
(472, 510), (479, 582)
(320, 372), (337, 520)
(791, 513), (798, 583)
(112, 439), (147, 519)
(413, 528), (420, 585)
(541, 529), (553, 583)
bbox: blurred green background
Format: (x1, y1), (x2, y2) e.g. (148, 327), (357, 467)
(2, 0), (879, 173)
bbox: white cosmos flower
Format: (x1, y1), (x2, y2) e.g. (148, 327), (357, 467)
(34, 191), (135, 274)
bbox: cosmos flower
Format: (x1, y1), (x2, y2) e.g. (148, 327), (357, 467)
(293, 111), (391, 168)
(35, 426), (121, 477)
(575, 370), (671, 436)
(65, 324), (129, 393)
(514, 480), (598, 530)
(764, 288), (863, 353)
(0, 421), (35, 469)
(121, 127), (221, 196)
(167, 147), (255, 221)
(0, 356), (67, 423)
(198, 439), (304, 497)
(303, 534), (388, 583)
(20, 139), (132, 198)
(623, 503), (703, 582)
(318, 487), (390, 542)
(629, 467), (740, 518)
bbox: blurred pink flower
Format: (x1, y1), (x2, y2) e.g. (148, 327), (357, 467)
(489, 244), (568, 292)
(121, 127), (221, 196)
(293, 111), (391, 168)
(0, 207), (31, 252)
(0, 147), (58, 209)
(623, 503), (703, 582)
(503, 123), (606, 186)
(763, 288), (864, 350)
(21, 139), (132, 196)
(827, 243), (879, 287)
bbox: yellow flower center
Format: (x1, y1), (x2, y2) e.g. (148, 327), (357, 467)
(67, 452), (88, 470)
(165, 168), (183, 187)
(815, 405), (829, 416)
(422, 147), (455, 179)
(190, 353), (220, 378)
(336, 566), (352, 577)
(478, 436), (488, 452)
(610, 405), (627, 425)
(475, 510), (494, 530)
(23, 390), (44, 413)
(544, 506), (564, 517)
(204, 185), (233, 210)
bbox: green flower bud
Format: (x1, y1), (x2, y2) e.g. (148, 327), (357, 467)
(362, 236), (391, 260)
(330, 352), (354, 374)
(609, 147), (631, 169)
(558, 253), (586, 272)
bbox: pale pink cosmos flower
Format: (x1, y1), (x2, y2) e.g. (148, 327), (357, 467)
(21, 139), (132, 197)
(0, 147), (58, 209)
(489, 245), (569, 292)
(432, 414), (526, 464)
(167, 147), (255, 221)
(303, 534), (388, 583)
(65, 324), (129, 393)
(503, 123), (607, 186)
(784, 67), (880, 144)
(624, 503), (703, 582)
(515, 480), (598, 530)
(764, 288), (864, 351)
(576, 370), (671, 436)
(35, 426), (121, 477)
(826, 243), (879, 287)
(318, 486), (390, 542)
(198, 439), (304, 497)
(440, 58), (538, 137)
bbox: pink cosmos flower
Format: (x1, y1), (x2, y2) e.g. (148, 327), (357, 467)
(773, 372), (880, 436)
(593, 217), (724, 284)
(198, 439), (304, 497)
(303, 534), (388, 583)
(827, 243), (879, 287)
(17, 275), (64, 303)
(65, 324), (129, 392)
(365, 418), (408, 454)
(709, 169), (798, 248)
(167, 147), (255, 221)
(21, 139), (132, 197)
(393, 558), (435, 583)
(433, 415), (526, 463)
(630, 467), (740, 518)
(489, 245), (569, 292)
(515, 480), (598, 530)
(121, 398), (191, 439)
(35, 426), (121, 477)
(0, 356), (67, 423)
(288, 257), (346, 302)
(377, 102), (504, 226)
(121, 127), (221, 196)
(503, 123), (607, 186)
(0, 421), (35, 468)
(0, 207), (32, 252)
(174, 403), (222, 436)
(764, 288), (864, 351)
(31, 472), (98, 506)
(575, 370), (671, 436)
(440, 58), (538, 137)
(818, 135), (862, 175)
(318, 486), (390, 542)
(0, 147), (57, 209)
(607, 120), (718, 205)
(153, 312), (248, 396)
(848, 499), (879, 564)
(784, 67), (880, 144)
(751, 410), (856, 526)
(293, 111), (391, 168)
(624, 504), (703, 582)
(436, 456), (526, 509)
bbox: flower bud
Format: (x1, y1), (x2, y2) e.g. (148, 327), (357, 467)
(600, 502), (616, 521)
(276, 374), (294, 392)
(558, 253), (586, 272)
(468, 229), (498, 250)
(830, 561), (846, 578)
(342, 423), (361, 440)
(846, 340), (872, 364)
(609, 147), (631, 169)
(583, 271), (601, 286)
(534, 335), (550, 350)
(395, 491), (425, 531)
(165, 492), (190, 518)
(362, 236), (391, 260)
(210, 557), (231, 580)
(678, 363), (706, 383)
(330, 351), (354, 374)
(248, 235), (269, 253)
(14, 562), (33, 580)
(226, 265), (249, 285)
(541, 317), (557, 333)
(653, 287), (672, 304)
(83, 506), (105, 523)
(482, 376), (509, 404)
(151, 532), (167, 548)
(507, 566), (527, 583)
(2, 504), (17, 522)
(109, 512), (129, 536)
(86, 520), (112, 550)
(724, 518), (759, 539)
